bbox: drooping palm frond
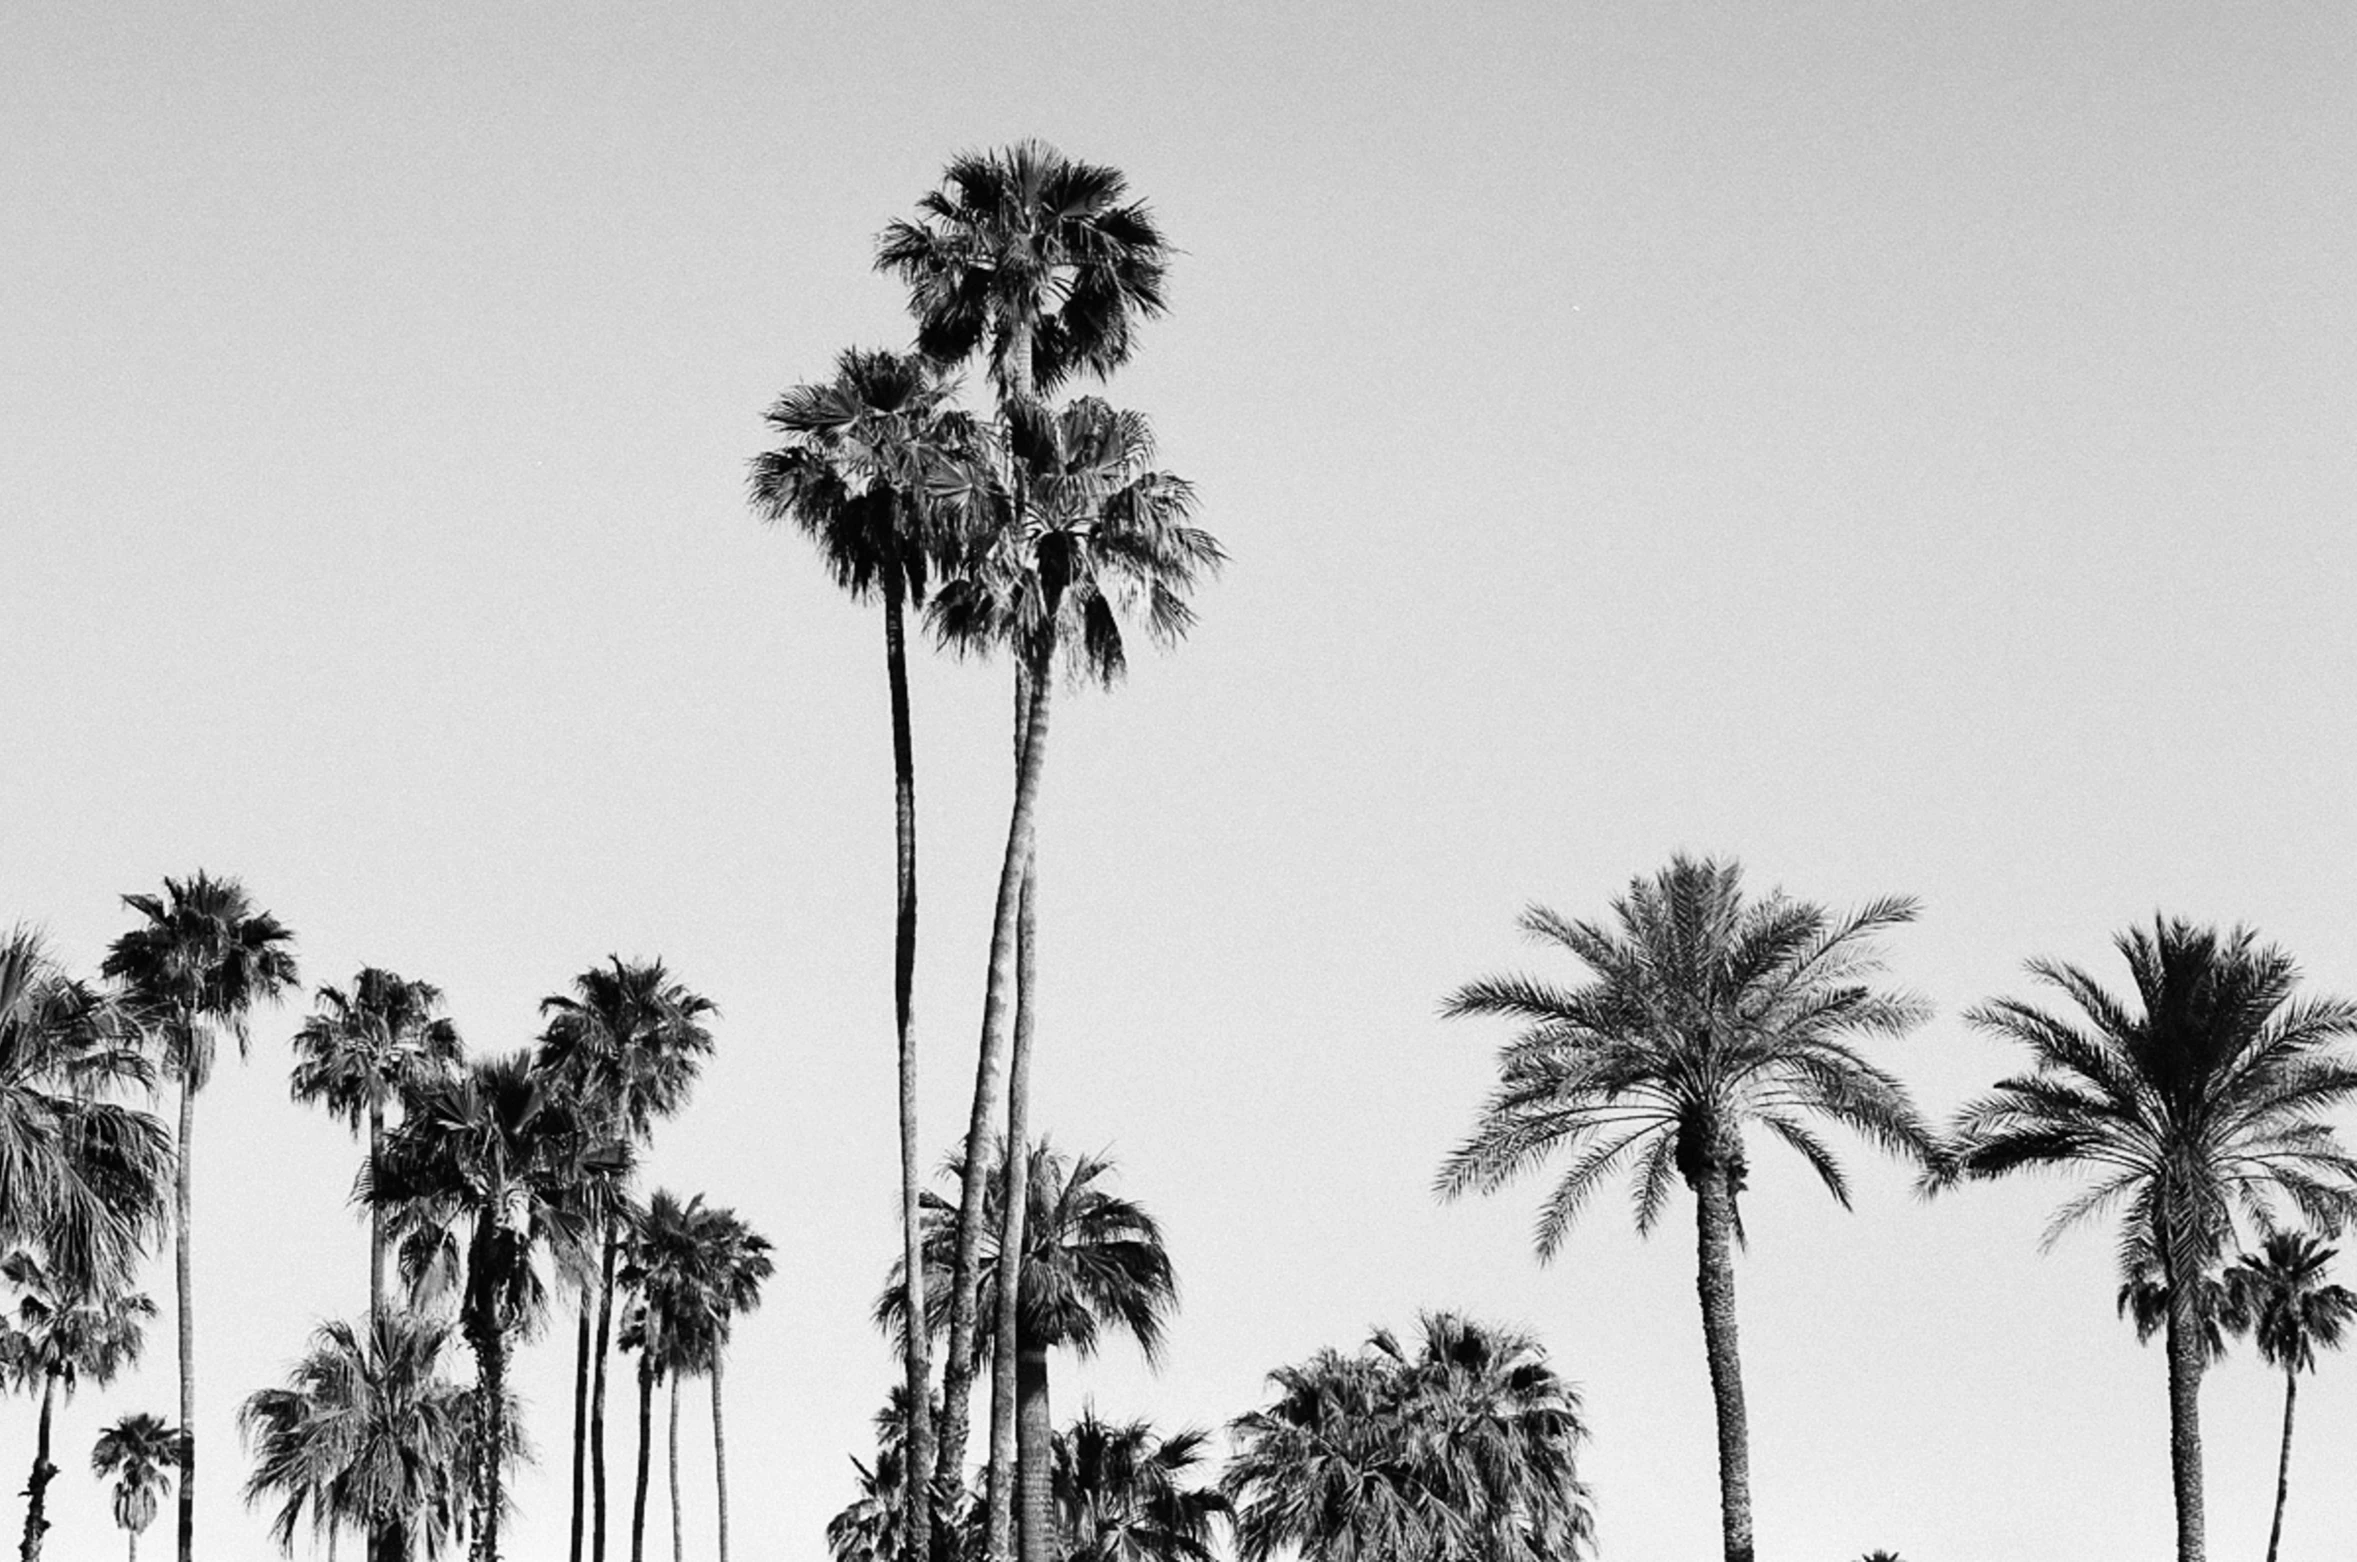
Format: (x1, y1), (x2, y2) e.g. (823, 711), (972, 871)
(101, 872), (298, 1090)
(290, 968), (462, 1135)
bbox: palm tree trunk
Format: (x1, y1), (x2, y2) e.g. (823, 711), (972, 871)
(1015, 1344), (1054, 1562)
(18, 1371), (57, 1562)
(710, 1358), (731, 1562)
(667, 1373), (683, 1562)
(368, 1100), (386, 1327)
(479, 1323), (509, 1562)
(990, 838), (1039, 1562)
(592, 1226), (619, 1562)
(174, 1073), (196, 1562)
(570, 1302), (592, 1562)
(2162, 1274), (2208, 1562)
(939, 651), (1055, 1492)
(884, 570), (937, 1562)
(2264, 1368), (2294, 1562)
(1691, 1161), (1754, 1562)
(630, 1358), (655, 1562)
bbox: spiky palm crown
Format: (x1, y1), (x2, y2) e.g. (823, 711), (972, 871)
(1947, 918), (2357, 1294)
(620, 1189), (772, 1379)
(91, 1411), (179, 1535)
(2221, 1230), (2357, 1375)
(102, 870), (298, 1091)
(0, 1247), (154, 1395)
(1054, 1410), (1230, 1562)
(1439, 854), (1932, 1257)
(289, 967), (463, 1133)
(534, 956), (716, 1145)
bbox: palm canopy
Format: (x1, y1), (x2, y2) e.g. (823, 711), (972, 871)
(621, 1190), (772, 1378)
(101, 871), (298, 1089)
(289, 970), (461, 1133)
(1439, 855), (1932, 1254)
(1223, 1312), (1593, 1562)
(1053, 1411), (1229, 1562)
(0, 930), (172, 1292)
(0, 1248), (154, 1394)
(2223, 1231), (2357, 1375)
(93, 1411), (179, 1538)
(534, 957), (715, 1146)
(876, 140), (1169, 404)
(1942, 919), (2357, 1283)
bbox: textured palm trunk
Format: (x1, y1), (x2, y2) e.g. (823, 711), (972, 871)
(2162, 1275), (2208, 1562)
(2264, 1369), (2294, 1562)
(126, 1527), (137, 1562)
(18, 1371), (57, 1562)
(1691, 1162), (1754, 1562)
(883, 570), (938, 1562)
(1014, 1344), (1054, 1562)
(368, 1101), (387, 1327)
(173, 1073), (196, 1562)
(569, 1302), (592, 1562)
(711, 1358), (732, 1562)
(987, 846), (1038, 1562)
(592, 1228), (619, 1562)
(477, 1321), (509, 1562)
(666, 1374), (683, 1562)
(628, 1356), (654, 1562)
(939, 653), (1055, 1493)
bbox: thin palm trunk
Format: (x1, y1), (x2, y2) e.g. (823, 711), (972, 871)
(1692, 1161), (1754, 1562)
(473, 1316), (509, 1562)
(18, 1372), (57, 1562)
(126, 1528), (136, 1562)
(368, 1101), (387, 1327)
(988, 677), (1040, 1562)
(570, 1302), (592, 1562)
(2264, 1368), (2294, 1562)
(667, 1374), (683, 1562)
(173, 1073), (196, 1562)
(884, 569), (937, 1562)
(711, 1358), (731, 1562)
(629, 1358), (654, 1562)
(939, 652), (1055, 1490)
(592, 1228), (618, 1562)
(1014, 1344), (1053, 1562)
(2163, 1280), (2207, 1562)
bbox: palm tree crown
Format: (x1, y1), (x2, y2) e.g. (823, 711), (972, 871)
(102, 871), (298, 1090)
(1053, 1411), (1229, 1562)
(2225, 1231), (2357, 1374)
(290, 970), (462, 1134)
(93, 1412), (179, 1558)
(536, 959), (716, 1145)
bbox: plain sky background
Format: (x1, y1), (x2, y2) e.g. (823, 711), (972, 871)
(6, 1), (2355, 1558)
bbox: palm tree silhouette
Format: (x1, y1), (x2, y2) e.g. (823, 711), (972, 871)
(2221, 1232), (2357, 1562)
(1051, 1411), (1228, 1562)
(2, 1249), (154, 1562)
(91, 1413), (177, 1562)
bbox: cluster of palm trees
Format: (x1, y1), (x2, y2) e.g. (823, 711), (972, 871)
(0, 880), (772, 1562)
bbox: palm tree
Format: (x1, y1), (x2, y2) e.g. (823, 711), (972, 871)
(372, 1051), (607, 1560)
(1438, 855), (1930, 1562)
(289, 969), (463, 1326)
(2219, 1232), (2356, 1562)
(237, 1313), (476, 1562)
(91, 1413), (178, 1562)
(618, 1191), (701, 1562)
(692, 1206), (771, 1562)
(101, 872), (297, 1562)
(1052, 1411), (1228, 1562)
(0, 930), (172, 1295)
(536, 959), (714, 1562)
(748, 347), (977, 1562)
(2, 1250), (154, 1562)
(1223, 1312), (1594, 1562)
(829, 1388), (980, 1562)
(1940, 918), (2357, 1562)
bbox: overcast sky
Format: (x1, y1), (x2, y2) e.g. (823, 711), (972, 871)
(6, 2), (2355, 1558)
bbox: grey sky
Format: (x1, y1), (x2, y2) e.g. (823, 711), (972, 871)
(6, 1), (2354, 1557)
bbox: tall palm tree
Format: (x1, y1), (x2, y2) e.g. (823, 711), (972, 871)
(1051, 1411), (1228, 1562)
(1223, 1312), (1594, 1562)
(536, 959), (715, 1562)
(1, 1250), (154, 1562)
(91, 1413), (178, 1562)
(691, 1206), (771, 1562)
(289, 969), (463, 1326)
(372, 1051), (607, 1561)
(2220, 1232), (2356, 1562)
(1940, 918), (2357, 1562)
(619, 1192), (698, 1562)
(1438, 855), (1930, 1562)
(748, 346), (976, 1562)
(102, 871), (298, 1562)
(237, 1313), (476, 1562)
(0, 930), (171, 1295)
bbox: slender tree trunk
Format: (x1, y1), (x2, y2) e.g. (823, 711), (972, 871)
(884, 573), (938, 1562)
(939, 654), (1055, 1492)
(18, 1372), (57, 1562)
(479, 1323), (509, 1562)
(127, 1528), (136, 1562)
(1015, 1344), (1054, 1562)
(2162, 1271), (2208, 1562)
(368, 1100), (386, 1327)
(1691, 1161), (1754, 1562)
(592, 1227), (619, 1562)
(989, 681), (1041, 1562)
(174, 1073), (196, 1562)
(2265, 1369), (2295, 1562)
(667, 1373), (683, 1562)
(570, 1302), (592, 1562)
(711, 1358), (731, 1562)
(630, 1359), (655, 1562)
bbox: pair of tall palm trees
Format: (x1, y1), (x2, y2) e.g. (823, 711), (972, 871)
(753, 140), (1219, 1562)
(1442, 855), (2357, 1562)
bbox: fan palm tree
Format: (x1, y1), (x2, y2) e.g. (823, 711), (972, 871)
(2, 1250), (154, 1562)
(237, 1312), (476, 1562)
(289, 969), (463, 1326)
(0, 929), (171, 1295)
(748, 346), (977, 1562)
(102, 871), (298, 1562)
(2220, 1232), (2356, 1562)
(1223, 1312), (1594, 1562)
(829, 1388), (980, 1562)
(1052, 1411), (1228, 1562)
(1438, 855), (1931, 1562)
(690, 1205), (771, 1562)
(92, 1413), (178, 1562)
(535, 959), (714, 1562)
(372, 1051), (608, 1561)
(1940, 918), (2357, 1562)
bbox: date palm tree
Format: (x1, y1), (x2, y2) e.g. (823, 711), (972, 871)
(1940, 918), (2357, 1562)
(289, 969), (463, 1326)
(0, 930), (171, 1295)
(102, 872), (298, 1562)
(2220, 1232), (2356, 1562)
(2, 1250), (154, 1562)
(1438, 855), (1931, 1562)
(749, 346), (976, 1562)
(1052, 1411), (1228, 1562)
(1223, 1312), (1593, 1562)
(535, 959), (714, 1562)
(91, 1413), (178, 1562)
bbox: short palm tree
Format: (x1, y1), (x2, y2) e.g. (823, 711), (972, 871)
(1052, 1411), (1228, 1562)
(1224, 1312), (1593, 1562)
(1439, 855), (1931, 1562)
(2, 1250), (154, 1562)
(0, 929), (171, 1294)
(102, 871), (298, 1562)
(535, 959), (714, 1562)
(2220, 1232), (2356, 1562)
(290, 969), (463, 1325)
(92, 1413), (178, 1562)
(237, 1312), (475, 1562)
(1941, 918), (2357, 1562)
